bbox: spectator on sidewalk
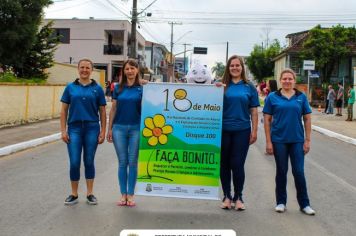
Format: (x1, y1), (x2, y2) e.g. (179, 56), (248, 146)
(324, 98), (329, 113)
(107, 59), (143, 207)
(263, 68), (315, 216)
(264, 79), (278, 97)
(346, 84), (355, 121)
(105, 80), (112, 100)
(60, 58), (107, 206)
(259, 81), (266, 96)
(336, 82), (344, 116)
(326, 85), (336, 114)
(110, 78), (118, 96)
(261, 80), (278, 124)
(218, 55), (259, 210)
(324, 86), (329, 114)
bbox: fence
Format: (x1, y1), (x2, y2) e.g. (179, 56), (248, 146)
(0, 84), (65, 127)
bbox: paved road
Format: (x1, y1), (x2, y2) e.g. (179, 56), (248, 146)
(1, 126), (356, 236)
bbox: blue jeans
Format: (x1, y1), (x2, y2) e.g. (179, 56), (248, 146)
(220, 128), (251, 201)
(112, 124), (140, 195)
(273, 142), (310, 208)
(67, 122), (100, 181)
(327, 100), (334, 114)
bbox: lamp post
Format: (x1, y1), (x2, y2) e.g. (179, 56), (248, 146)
(182, 44), (192, 74)
(175, 31), (192, 45)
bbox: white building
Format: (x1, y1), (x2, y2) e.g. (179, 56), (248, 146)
(144, 41), (170, 82)
(44, 18), (146, 82)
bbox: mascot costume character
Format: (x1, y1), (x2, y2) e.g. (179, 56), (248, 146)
(186, 63), (213, 84)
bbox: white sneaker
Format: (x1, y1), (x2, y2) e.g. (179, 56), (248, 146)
(275, 204), (286, 213)
(301, 206), (316, 215)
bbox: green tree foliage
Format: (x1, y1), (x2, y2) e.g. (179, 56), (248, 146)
(211, 62), (225, 79)
(0, 0), (53, 76)
(301, 24), (356, 83)
(23, 21), (60, 79)
(246, 39), (281, 83)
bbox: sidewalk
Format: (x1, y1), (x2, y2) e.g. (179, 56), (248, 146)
(0, 101), (112, 156)
(0, 105), (355, 156)
(311, 108), (356, 140)
(0, 119), (60, 149)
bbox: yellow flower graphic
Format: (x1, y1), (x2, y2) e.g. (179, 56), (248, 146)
(142, 114), (173, 146)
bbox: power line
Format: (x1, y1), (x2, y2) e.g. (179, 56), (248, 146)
(139, 22), (167, 45)
(143, 16), (356, 23)
(103, 0), (131, 19)
(47, 0), (93, 13)
(143, 19), (356, 27)
(142, 9), (356, 26)
(149, 9), (356, 17)
(52, 0), (78, 2)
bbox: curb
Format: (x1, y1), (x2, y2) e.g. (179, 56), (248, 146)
(312, 125), (356, 146)
(0, 133), (61, 157)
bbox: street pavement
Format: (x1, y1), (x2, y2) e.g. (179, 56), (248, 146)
(1, 104), (356, 235)
(1, 118), (356, 236)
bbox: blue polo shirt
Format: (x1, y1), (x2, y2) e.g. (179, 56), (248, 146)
(112, 84), (142, 125)
(263, 89), (312, 143)
(223, 81), (260, 131)
(61, 79), (107, 124)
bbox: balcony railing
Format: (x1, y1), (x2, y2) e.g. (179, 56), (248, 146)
(103, 44), (123, 55)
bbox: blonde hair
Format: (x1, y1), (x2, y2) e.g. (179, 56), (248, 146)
(77, 58), (94, 69)
(279, 68), (296, 80)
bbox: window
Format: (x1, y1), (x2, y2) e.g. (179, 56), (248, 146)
(290, 56), (302, 75)
(330, 62), (338, 77)
(53, 28), (70, 44)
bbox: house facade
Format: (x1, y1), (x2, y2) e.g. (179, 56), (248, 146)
(273, 30), (356, 104)
(44, 18), (146, 82)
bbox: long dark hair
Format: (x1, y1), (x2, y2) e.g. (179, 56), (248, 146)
(222, 55), (248, 89)
(268, 79), (278, 92)
(118, 59), (141, 92)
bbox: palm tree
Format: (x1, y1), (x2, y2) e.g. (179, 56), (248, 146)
(211, 62), (225, 80)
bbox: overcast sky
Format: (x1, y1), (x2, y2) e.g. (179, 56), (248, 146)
(45, 0), (356, 68)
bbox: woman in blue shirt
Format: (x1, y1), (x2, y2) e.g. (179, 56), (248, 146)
(220, 55), (260, 210)
(263, 68), (315, 215)
(60, 58), (107, 205)
(107, 59), (143, 207)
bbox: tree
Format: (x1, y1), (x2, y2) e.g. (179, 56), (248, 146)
(246, 39), (281, 82)
(0, 0), (53, 74)
(211, 62), (225, 79)
(301, 24), (356, 84)
(22, 21), (60, 79)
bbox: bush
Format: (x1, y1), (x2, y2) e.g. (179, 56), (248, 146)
(0, 72), (17, 82)
(0, 72), (46, 84)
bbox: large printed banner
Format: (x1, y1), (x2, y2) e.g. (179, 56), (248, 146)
(136, 83), (224, 200)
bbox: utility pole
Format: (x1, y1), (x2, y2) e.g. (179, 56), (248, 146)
(168, 22), (182, 82)
(150, 42), (154, 81)
(183, 43), (187, 74)
(129, 0), (158, 59)
(129, 0), (138, 59)
(226, 41), (229, 63)
(169, 22), (181, 64)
